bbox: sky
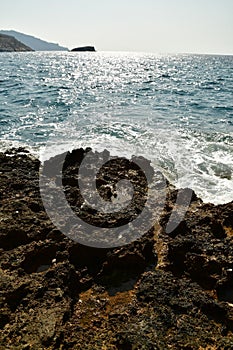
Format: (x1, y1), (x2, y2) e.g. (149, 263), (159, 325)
(1, 0), (233, 54)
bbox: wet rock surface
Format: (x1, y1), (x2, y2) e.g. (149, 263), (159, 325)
(0, 147), (233, 349)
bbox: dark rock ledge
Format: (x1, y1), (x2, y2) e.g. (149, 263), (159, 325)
(0, 147), (233, 349)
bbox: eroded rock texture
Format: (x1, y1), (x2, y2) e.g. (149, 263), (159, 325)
(0, 148), (233, 349)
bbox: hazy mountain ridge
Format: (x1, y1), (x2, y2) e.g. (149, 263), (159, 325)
(0, 33), (34, 52)
(0, 30), (68, 51)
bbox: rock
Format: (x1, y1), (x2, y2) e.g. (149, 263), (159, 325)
(71, 46), (96, 52)
(0, 147), (233, 348)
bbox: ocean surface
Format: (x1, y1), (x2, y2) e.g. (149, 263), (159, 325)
(0, 52), (232, 204)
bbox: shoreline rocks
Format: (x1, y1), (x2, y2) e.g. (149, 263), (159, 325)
(0, 148), (233, 349)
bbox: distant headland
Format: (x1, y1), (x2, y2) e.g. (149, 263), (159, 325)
(0, 30), (96, 52)
(0, 30), (69, 52)
(0, 33), (34, 52)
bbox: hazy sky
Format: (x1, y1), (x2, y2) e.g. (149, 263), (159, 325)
(1, 0), (233, 54)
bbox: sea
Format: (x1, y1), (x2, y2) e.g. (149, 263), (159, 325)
(0, 52), (232, 204)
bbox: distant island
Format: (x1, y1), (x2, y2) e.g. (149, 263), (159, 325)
(0, 33), (34, 52)
(71, 46), (96, 52)
(0, 30), (68, 51)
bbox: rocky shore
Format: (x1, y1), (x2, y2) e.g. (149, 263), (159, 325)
(0, 148), (233, 349)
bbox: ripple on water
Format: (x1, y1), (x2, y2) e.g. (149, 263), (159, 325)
(0, 52), (232, 204)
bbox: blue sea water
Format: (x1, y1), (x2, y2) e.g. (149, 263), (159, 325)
(0, 52), (232, 204)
